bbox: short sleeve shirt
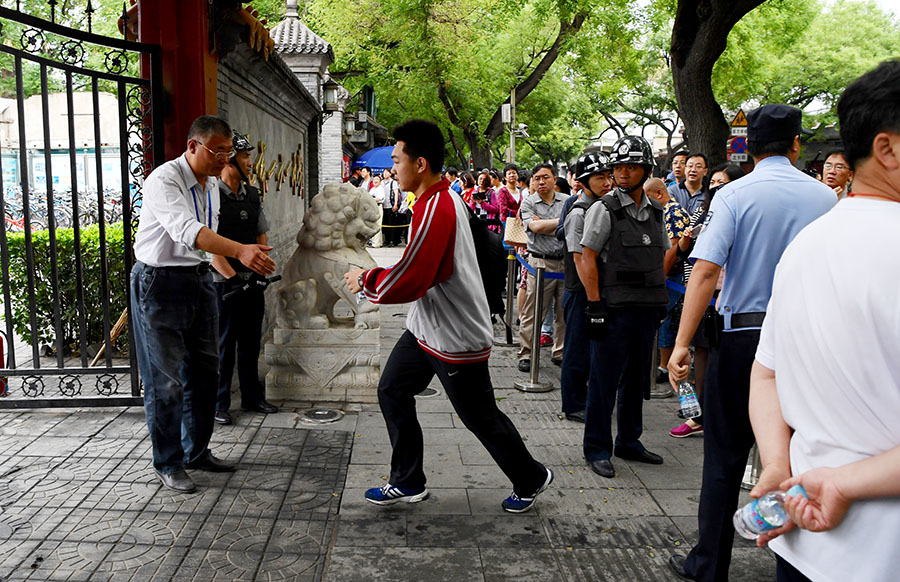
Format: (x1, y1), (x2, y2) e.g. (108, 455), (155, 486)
(519, 191), (567, 256)
(564, 192), (598, 253)
(690, 156), (836, 330)
(663, 199), (690, 240)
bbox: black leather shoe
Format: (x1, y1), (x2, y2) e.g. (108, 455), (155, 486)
(156, 469), (197, 493)
(655, 368), (670, 384)
(589, 459), (615, 478)
(615, 447), (664, 465)
(214, 410), (232, 425)
(242, 400), (278, 414)
(551, 357), (562, 366)
(185, 454), (236, 473)
(668, 554), (695, 581)
(517, 359), (531, 373)
(564, 410), (585, 423)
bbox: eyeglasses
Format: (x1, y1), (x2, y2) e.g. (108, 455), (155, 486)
(533, 174), (554, 182)
(823, 162), (848, 171)
(197, 142), (236, 161)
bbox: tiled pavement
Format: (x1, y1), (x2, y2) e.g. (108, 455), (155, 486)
(0, 247), (776, 581)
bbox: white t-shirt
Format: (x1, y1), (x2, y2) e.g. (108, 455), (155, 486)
(756, 197), (900, 582)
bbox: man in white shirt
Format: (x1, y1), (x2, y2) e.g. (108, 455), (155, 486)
(748, 59), (900, 582)
(131, 115), (275, 493)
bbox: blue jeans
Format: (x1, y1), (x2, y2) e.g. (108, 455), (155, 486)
(560, 288), (588, 413)
(584, 307), (658, 462)
(131, 262), (219, 474)
(657, 286), (683, 348)
(216, 281), (265, 411)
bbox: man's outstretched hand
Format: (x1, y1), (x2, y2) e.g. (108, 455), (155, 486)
(236, 244), (275, 276)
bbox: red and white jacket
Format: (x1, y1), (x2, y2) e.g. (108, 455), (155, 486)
(360, 179), (493, 363)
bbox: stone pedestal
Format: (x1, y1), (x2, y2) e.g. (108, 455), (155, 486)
(265, 327), (380, 403)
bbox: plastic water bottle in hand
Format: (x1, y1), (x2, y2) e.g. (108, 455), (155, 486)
(733, 485), (808, 540)
(677, 381), (701, 419)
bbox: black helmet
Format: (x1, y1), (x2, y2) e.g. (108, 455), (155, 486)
(232, 130), (254, 153)
(575, 151), (612, 183)
(610, 135), (654, 169)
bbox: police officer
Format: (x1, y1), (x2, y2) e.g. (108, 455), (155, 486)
(579, 136), (669, 478)
(666, 105), (836, 582)
(212, 130), (278, 425)
(559, 152), (614, 423)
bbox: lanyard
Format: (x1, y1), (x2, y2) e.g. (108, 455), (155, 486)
(190, 185), (212, 228)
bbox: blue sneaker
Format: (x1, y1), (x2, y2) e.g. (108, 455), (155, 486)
(364, 483), (430, 505)
(502, 466), (553, 513)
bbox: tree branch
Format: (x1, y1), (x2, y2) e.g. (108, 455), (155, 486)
(482, 12), (588, 141)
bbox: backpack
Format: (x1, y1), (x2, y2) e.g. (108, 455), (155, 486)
(465, 206), (507, 317)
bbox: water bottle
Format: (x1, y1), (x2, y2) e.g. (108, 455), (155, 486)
(733, 484), (808, 540)
(677, 381), (702, 419)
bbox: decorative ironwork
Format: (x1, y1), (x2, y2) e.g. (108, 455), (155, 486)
(22, 376), (45, 398)
(20, 28), (45, 52)
(86, 0), (95, 33)
(0, 3), (163, 409)
(58, 375), (82, 396)
(103, 49), (130, 75)
(95, 374), (119, 396)
(57, 39), (85, 65)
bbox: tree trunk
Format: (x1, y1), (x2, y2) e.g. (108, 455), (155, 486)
(465, 129), (493, 169)
(670, 0), (764, 167)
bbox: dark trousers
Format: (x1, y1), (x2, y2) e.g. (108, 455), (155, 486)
(560, 287), (588, 414)
(215, 282), (265, 412)
(776, 556), (812, 582)
(583, 307), (658, 462)
(379, 331), (545, 496)
(382, 208), (400, 246)
(684, 330), (759, 582)
(130, 262), (218, 474)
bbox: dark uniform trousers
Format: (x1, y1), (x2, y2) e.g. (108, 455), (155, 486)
(560, 287), (588, 414)
(584, 307), (659, 461)
(379, 330), (546, 496)
(684, 329), (759, 582)
(215, 282), (265, 411)
(382, 208), (399, 246)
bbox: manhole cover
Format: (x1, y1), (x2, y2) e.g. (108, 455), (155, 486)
(415, 387), (441, 398)
(298, 408), (344, 424)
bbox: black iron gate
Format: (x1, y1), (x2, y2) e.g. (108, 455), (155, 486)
(0, 3), (163, 408)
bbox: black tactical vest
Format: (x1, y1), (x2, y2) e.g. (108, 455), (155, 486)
(563, 194), (600, 292)
(597, 191), (668, 308)
(217, 184), (261, 273)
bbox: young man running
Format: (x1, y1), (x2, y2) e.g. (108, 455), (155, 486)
(344, 119), (552, 513)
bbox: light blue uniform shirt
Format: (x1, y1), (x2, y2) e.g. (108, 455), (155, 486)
(690, 156), (836, 331)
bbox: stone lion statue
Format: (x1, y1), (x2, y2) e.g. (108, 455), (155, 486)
(277, 182), (381, 330)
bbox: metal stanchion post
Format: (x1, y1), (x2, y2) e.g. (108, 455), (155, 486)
(494, 249), (518, 347)
(742, 444), (762, 490)
(514, 266), (552, 393)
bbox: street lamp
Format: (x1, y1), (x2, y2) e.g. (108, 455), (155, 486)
(343, 112), (356, 135)
(322, 77), (341, 114)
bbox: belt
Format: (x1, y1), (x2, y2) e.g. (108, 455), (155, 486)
(156, 262), (211, 274)
(731, 312), (765, 329)
(529, 252), (564, 260)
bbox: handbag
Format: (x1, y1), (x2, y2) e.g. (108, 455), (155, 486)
(503, 215), (528, 248)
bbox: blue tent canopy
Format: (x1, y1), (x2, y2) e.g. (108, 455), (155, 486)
(350, 146), (393, 173)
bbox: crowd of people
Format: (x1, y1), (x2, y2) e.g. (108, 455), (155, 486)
(128, 58), (898, 582)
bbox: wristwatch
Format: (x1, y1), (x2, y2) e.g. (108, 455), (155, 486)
(357, 272), (365, 289)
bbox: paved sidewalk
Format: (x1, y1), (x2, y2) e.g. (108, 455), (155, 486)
(0, 246), (776, 581)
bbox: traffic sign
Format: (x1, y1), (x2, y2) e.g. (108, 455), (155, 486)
(731, 109), (748, 127)
(729, 153), (748, 162)
(731, 126), (747, 136)
(731, 136), (747, 154)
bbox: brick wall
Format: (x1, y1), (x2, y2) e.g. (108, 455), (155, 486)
(217, 44), (321, 343)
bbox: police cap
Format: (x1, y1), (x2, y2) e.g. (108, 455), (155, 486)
(747, 104), (809, 144)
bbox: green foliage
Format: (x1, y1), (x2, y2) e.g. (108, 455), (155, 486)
(3, 222), (128, 350)
(0, 0), (139, 99)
